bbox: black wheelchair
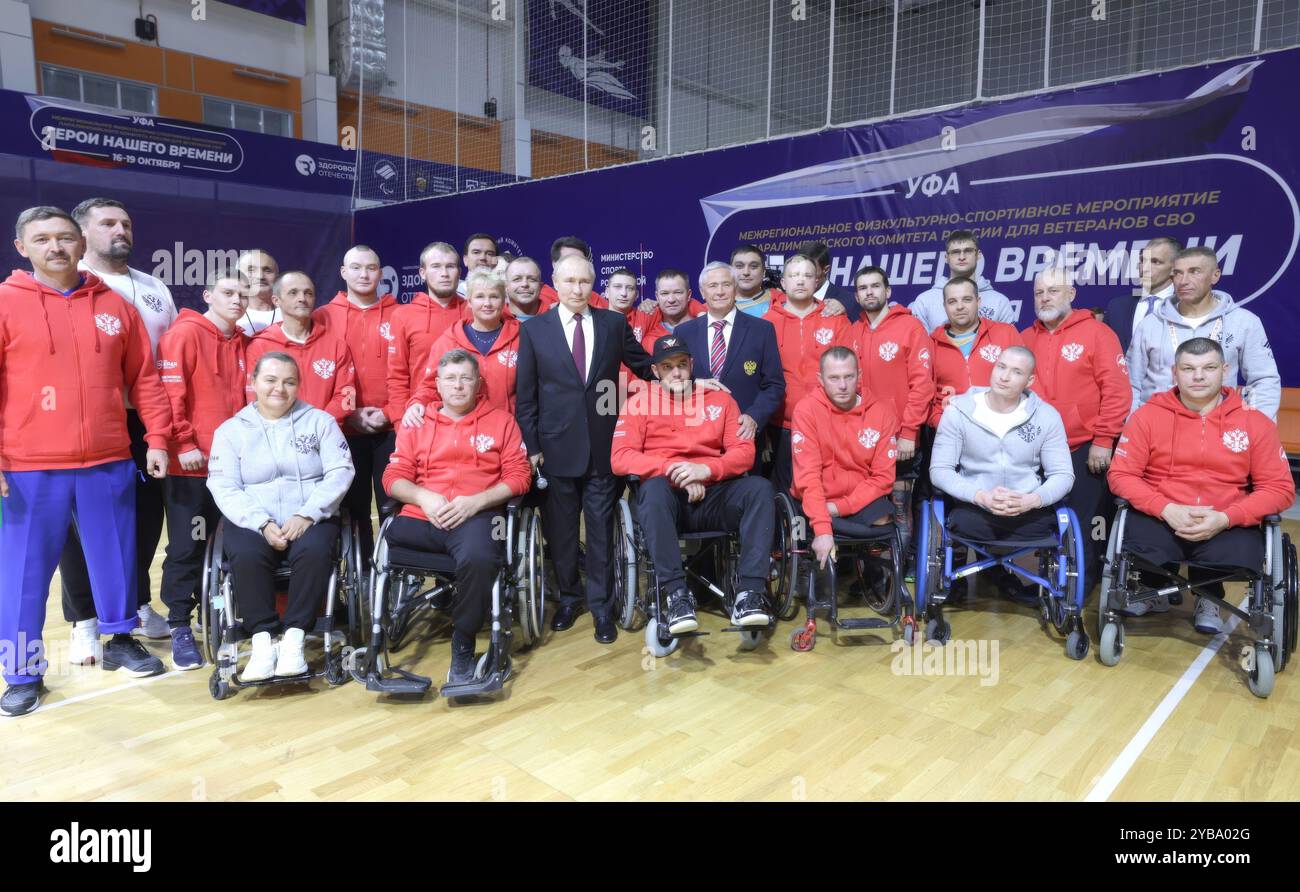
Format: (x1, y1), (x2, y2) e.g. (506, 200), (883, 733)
(914, 496), (1090, 658)
(1097, 499), (1298, 698)
(609, 476), (799, 657)
(355, 495), (545, 700)
(788, 511), (915, 651)
(199, 511), (365, 700)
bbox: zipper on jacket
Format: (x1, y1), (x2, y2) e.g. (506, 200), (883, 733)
(66, 299), (88, 463)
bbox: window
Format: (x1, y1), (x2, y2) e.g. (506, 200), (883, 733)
(203, 97), (293, 136)
(40, 65), (157, 114)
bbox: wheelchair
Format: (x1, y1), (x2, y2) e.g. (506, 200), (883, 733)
(199, 511), (365, 700)
(788, 512), (915, 651)
(609, 476), (799, 657)
(914, 496), (1090, 659)
(356, 495), (545, 700)
(1097, 499), (1298, 698)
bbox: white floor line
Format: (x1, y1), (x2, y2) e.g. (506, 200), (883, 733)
(1084, 600), (1246, 802)
(34, 669), (184, 715)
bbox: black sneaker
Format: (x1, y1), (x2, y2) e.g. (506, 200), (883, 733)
(1, 681), (45, 717)
(664, 589), (698, 635)
(731, 590), (771, 627)
(447, 633), (477, 684)
(102, 634), (165, 677)
(170, 626), (203, 671)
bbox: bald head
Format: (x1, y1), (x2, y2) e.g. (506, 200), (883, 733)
(341, 245), (380, 299)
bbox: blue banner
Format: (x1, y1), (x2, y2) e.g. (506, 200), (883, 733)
(216, 0), (308, 25)
(357, 51), (1300, 386)
(528, 0), (651, 118)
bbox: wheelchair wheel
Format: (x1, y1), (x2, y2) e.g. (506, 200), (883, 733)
(644, 617), (679, 658)
(738, 629), (762, 651)
(1099, 620), (1124, 667)
(208, 668), (232, 701)
(1065, 628), (1089, 661)
(1249, 647), (1275, 699)
(1285, 534), (1298, 669)
(772, 492), (800, 620)
(1268, 526), (1296, 673)
(914, 501), (943, 613)
(1060, 507), (1086, 613)
(612, 499), (643, 630)
(199, 521), (226, 665)
(516, 508), (546, 647)
(344, 526), (369, 650)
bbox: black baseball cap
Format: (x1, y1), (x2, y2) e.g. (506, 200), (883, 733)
(651, 334), (691, 364)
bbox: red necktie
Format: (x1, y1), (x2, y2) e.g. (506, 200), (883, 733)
(572, 312), (586, 382)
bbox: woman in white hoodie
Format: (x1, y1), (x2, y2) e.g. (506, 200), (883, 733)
(207, 352), (355, 681)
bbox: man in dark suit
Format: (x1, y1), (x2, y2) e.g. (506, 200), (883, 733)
(1103, 236), (1180, 353)
(515, 254), (654, 644)
(676, 262), (785, 473)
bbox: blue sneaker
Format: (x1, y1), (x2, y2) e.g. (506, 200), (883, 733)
(171, 626), (203, 671)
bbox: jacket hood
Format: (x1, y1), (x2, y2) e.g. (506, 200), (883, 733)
(1146, 385), (1244, 420)
(810, 384), (881, 418)
(234, 397), (316, 427)
(1030, 307), (1093, 335)
(1154, 289), (1235, 324)
(3, 268), (117, 355)
(253, 319), (330, 349)
(950, 387), (1048, 428)
(446, 317), (520, 355)
(173, 307), (239, 340)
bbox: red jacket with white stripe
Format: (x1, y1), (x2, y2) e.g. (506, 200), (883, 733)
(1021, 308), (1130, 450)
(928, 319), (1025, 427)
(1109, 388), (1295, 528)
(385, 293), (470, 424)
(848, 305), (935, 441)
(763, 301), (853, 430)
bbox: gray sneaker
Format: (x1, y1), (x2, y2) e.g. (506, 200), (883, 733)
(1193, 597), (1224, 634)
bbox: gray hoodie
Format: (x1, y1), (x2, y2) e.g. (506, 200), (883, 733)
(930, 389), (1074, 507)
(1126, 289), (1279, 420)
(909, 274), (1018, 333)
(207, 400), (355, 532)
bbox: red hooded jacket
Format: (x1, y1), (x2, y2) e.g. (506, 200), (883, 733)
(610, 386), (754, 482)
(247, 321), (357, 426)
(0, 270), (172, 471)
(385, 292), (470, 424)
(382, 398), (532, 522)
(409, 318), (522, 415)
(763, 300), (853, 430)
(1109, 388), (1295, 528)
(791, 387), (899, 537)
(929, 319), (1025, 426)
(1021, 308), (1130, 450)
(312, 292), (398, 428)
(157, 309), (249, 477)
(848, 305), (935, 441)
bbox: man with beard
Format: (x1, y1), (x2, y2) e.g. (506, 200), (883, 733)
(236, 249), (280, 336)
(59, 198), (178, 660)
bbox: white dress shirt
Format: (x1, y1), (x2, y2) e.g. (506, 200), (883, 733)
(706, 306), (738, 356)
(558, 303), (595, 382)
(1132, 281), (1175, 331)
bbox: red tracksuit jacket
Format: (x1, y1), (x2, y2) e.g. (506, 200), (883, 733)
(409, 319), (522, 415)
(790, 387), (899, 537)
(929, 319), (1025, 426)
(1109, 388), (1295, 527)
(382, 398), (532, 523)
(247, 321), (357, 426)
(764, 301), (853, 430)
(385, 293), (471, 424)
(0, 270), (172, 471)
(849, 305), (935, 441)
(610, 386), (755, 482)
(1021, 308), (1130, 450)
(157, 309), (249, 477)
(313, 292), (399, 428)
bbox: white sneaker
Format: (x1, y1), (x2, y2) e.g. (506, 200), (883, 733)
(68, 619), (100, 665)
(1120, 593), (1170, 617)
(1194, 597), (1224, 635)
(274, 628), (308, 677)
(134, 604), (171, 639)
(242, 631), (276, 681)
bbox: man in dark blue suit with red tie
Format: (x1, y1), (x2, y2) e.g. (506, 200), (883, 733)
(515, 253), (654, 644)
(676, 262), (786, 474)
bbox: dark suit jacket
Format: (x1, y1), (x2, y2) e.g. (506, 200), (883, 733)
(516, 306), (652, 477)
(676, 311), (785, 431)
(824, 282), (860, 323)
(1103, 292), (1140, 353)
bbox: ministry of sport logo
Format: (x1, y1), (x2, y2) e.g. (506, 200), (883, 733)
(50, 823), (151, 872)
(94, 314), (122, 336)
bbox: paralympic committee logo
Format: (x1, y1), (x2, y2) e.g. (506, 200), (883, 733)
(294, 154), (316, 176)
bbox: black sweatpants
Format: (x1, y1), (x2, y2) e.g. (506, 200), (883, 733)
(59, 409), (165, 621)
(224, 517), (339, 636)
(345, 429), (396, 566)
(767, 427), (794, 496)
(386, 513), (502, 640)
(160, 475), (221, 628)
(1122, 511), (1265, 600)
(946, 502), (1060, 542)
(637, 474), (775, 594)
(1066, 442), (1114, 584)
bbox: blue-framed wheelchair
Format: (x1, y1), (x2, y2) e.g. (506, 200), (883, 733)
(1097, 499), (1297, 698)
(788, 511), (915, 651)
(914, 497), (1090, 658)
(609, 477), (799, 657)
(199, 510), (365, 700)
(354, 494), (545, 700)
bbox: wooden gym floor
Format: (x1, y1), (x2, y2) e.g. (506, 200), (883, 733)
(4, 520), (1300, 802)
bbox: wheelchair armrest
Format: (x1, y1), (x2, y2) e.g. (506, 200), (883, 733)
(379, 498), (401, 520)
(626, 475), (641, 484)
(506, 495), (524, 517)
(1114, 498), (1130, 509)
(1264, 514), (1281, 524)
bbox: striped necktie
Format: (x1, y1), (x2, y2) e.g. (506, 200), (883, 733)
(710, 319), (727, 377)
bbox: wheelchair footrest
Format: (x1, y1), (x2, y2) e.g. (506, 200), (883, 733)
(834, 617), (894, 631)
(440, 672), (504, 699)
(232, 669), (317, 688)
(719, 624), (771, 634)
(365, 666), (433, 695)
